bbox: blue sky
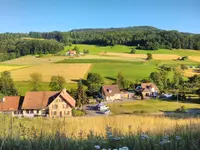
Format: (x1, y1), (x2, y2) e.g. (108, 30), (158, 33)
(0, 0), (199, 33)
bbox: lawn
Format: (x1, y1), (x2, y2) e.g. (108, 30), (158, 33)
(91, 61), (157, 83)
(14, 81), (77, 96)
(107, 100), (200, 114)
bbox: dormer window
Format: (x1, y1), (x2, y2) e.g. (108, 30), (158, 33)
(107, 89), (112, 93)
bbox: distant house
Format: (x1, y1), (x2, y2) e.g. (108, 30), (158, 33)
(66, 50), (77, 56)
(120, 91), (135, 99)
(101, 85), (121, 101)
(22, 89), (76, 117)
(0, 96), (22, 116)
(136, 83), (159, 98)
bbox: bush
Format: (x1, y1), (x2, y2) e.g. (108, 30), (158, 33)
(175, 106), (187, 113)
(181, 56), (188, 61)
(146, 53), (152, 60)
(130, 48), (136, 54)
(72, 109), (85, 116)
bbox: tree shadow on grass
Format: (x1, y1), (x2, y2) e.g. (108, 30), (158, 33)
(71, 79), (87, 86)
(105, 77), (117, 82)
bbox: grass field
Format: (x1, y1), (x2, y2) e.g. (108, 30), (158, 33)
(107, 100), (200, 114)
(64, 44), (200, 56)
(10, 63), (91, 82)
(14, 81), (77, 95)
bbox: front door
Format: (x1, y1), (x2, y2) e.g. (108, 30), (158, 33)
(60, 111), (62, 117)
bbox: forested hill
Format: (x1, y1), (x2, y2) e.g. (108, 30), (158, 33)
(70, 26), (160, 32)
(0, 26), (200, 61)
(28, 26), (200, 50)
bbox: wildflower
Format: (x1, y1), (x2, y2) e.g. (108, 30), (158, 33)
(119, 147), (129, 150)
(113, 137), (121, 141)
(141, 133), (149, 140)
(94, 145), (100, 149)
(160, 140), (171, 145)
(176, 136), (181, 140)
(163, 135), (169, 139)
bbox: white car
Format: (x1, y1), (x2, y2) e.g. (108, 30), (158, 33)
(99, 105), (109, 111)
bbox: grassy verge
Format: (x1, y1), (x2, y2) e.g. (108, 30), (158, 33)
(107, 100), (200, 114)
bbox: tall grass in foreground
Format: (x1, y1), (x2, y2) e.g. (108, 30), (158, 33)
(0, 115), (200, 150)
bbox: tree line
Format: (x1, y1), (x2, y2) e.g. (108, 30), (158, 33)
(0, 39), (64, 62)
(28, 26), (200, 50)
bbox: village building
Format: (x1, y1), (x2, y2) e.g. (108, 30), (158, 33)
(22, 89), (76, 117)
(136, 83), (159, 98)
(101, 85), (121, 101)
(66, 50), (77, 56)
(0, 96), (22, 116)
(120, 90), (135, 99)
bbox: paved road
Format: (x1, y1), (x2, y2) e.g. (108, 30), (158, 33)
(84, 99), (136, 116)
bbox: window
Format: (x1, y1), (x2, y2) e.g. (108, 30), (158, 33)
(63, 104), (68, 109)
(52, 111), (57, 116)
(52, 104), (58, 109)
(30, 110), (33, 113)
(64, 111), (70, 115)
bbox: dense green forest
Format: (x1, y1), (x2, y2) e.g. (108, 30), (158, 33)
(0, 33), (64, 61)
(0, 26), (200, 62)
(28, 26), (200, 50)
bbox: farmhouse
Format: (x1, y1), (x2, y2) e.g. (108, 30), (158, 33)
(101, 85), (121, 101)
(136, 83), (159, 98)
(66, 50), (76, 56)
(0, 96), (22, 116)
(22, 88), (75, 117)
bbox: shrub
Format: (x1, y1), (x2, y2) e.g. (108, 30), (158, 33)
(175, 106), (187, 113)
(181, 56), (188, 61)
(72, 109), (85, 116)
(146, 53), (152, 60)
(130, 48), (136, 54)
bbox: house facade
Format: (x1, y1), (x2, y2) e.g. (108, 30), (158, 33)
(136, 83), (159, 98)
(101, 85), (121, 101)
(22, 89), (76, 117)
(66, 50), (76, 56)
(0, 96), (22, 116)
(0, 89), (76, 118)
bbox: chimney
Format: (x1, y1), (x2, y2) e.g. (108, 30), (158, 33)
(62, 88), (67, 93)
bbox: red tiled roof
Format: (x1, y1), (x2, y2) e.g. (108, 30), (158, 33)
(59, 89), (76, 107)
(22, 91), (59, 109)
(0, 96), (20, 111)
(141, 83), (159, 92)
(22, 89), (76, 110)
(102, 85), (120, 97)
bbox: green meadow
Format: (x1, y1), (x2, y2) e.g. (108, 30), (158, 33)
(63, 44), (200, 56)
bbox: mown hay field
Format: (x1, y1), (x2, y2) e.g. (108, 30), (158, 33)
(100, 52), (181, 60)
(1, 55), (67, 65)
(10, 63), (91, 82)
